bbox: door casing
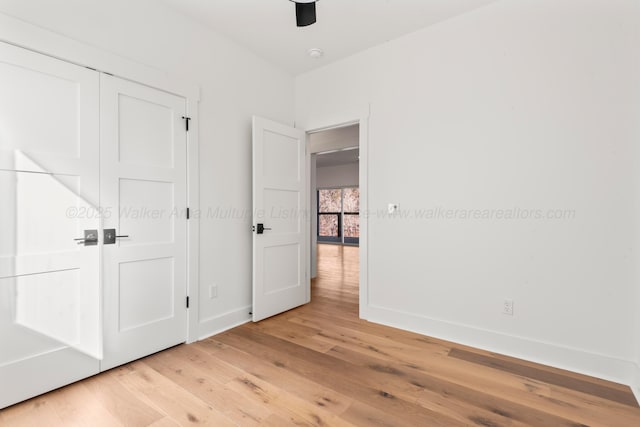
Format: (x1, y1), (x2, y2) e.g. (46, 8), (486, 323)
(305, 114), (370, 321)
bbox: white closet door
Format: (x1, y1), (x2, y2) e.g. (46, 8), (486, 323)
(100, 74), (188, 371)
(0, 42), (101, 408)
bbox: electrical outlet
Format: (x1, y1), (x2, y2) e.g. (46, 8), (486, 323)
(209, 285), (218, 299)
(503, 299), (514, 316)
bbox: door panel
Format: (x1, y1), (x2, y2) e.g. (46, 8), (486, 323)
(263, 243), (301, 294)
(117, 94), (175, 168)
(0, 42), (101, 408)
(252, 116), (308, 322)
(118, 257), (175, 331)
(118, 179), (175, 245)
(0, 54), (82, 159)
(101, 74), (187, 371)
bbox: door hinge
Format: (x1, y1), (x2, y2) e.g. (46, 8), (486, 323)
(186, 296), (190, 308)
(186, 207), (190, 219)
(181, 116), (191, 132)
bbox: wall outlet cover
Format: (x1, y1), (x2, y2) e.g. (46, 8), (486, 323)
(503, 299), (514, 316)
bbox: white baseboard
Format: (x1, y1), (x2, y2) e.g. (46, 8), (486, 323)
(632, 363), (640, 405)
(0, 348), (99, 409)
(193, 302), (640, 405)
(367, 304), (637, 390)
(197, 305), (252, 341)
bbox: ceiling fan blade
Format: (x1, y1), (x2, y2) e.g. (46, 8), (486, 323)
(296, 2), (316, 27)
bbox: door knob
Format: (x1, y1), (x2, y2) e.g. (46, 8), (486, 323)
(103, 229), (130, 244)
(256, 223), (272, 234)
(74, 229), (98, 246)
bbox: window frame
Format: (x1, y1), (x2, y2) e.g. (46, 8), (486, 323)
(317, 186), (359, 245)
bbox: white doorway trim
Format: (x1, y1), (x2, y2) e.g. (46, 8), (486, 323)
(305, 111), (370, 320)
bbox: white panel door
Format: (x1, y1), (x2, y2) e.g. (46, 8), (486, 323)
(252, 116), (308, 322)
(0, 42), (101, 408)
(100, 74), (188, 370)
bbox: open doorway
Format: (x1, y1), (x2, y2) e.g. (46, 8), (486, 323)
(308, 124), (360, 310)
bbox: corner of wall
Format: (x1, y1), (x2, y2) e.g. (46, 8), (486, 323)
(197, 306), (252, 341)
(632, 363), (640, 405)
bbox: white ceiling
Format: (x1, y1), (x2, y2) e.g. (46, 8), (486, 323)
(159, 0), (498, 75)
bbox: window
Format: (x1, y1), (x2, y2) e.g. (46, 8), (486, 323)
(318, 187), (359, 245)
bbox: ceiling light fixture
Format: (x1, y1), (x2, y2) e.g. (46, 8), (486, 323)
(307, 48), (324, 59)
(290, 0), (319, 27)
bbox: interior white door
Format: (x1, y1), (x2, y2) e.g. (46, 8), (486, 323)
(252, 116), (308, 322)
(100, 74), (188, 370)
(0, 42), (101, 408)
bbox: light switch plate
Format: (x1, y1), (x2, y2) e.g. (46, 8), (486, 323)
(209, 285), (218, 299)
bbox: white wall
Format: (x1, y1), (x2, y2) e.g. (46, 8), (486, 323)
(0, 0), (295, 338)
(316, 163), (359, 188)
(297, 0), (640, 385)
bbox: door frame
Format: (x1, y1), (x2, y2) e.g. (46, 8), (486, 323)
(305, 112), (369, 320)
(0, 14), (201, 344)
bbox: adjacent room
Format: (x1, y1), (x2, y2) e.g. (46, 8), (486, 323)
(0, 0), (639, 425)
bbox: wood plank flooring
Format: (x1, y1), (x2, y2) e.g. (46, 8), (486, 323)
(2, 244), (639, 426)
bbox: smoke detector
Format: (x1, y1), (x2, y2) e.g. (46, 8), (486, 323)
(307, 48), (324, 59)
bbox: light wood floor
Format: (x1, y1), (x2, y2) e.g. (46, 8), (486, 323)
(2, 244), (639, 426)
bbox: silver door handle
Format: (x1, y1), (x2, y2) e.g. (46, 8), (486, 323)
(104, 229), (129, 244)
(105, 234), (129, 239)
(74, 230), (98, 246)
